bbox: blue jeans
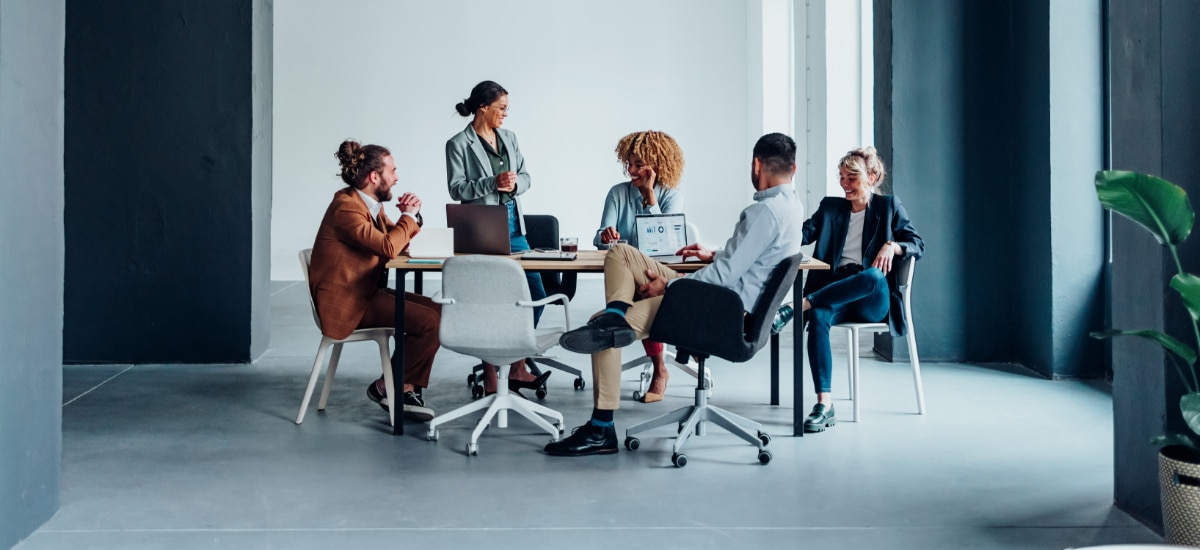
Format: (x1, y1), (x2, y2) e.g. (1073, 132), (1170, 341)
(806, 266), (889, 393)
(507, 202), (546, 326)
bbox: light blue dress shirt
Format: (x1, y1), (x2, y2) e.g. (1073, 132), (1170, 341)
(684, 184), (805, 311)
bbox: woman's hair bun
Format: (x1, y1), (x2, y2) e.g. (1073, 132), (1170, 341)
(455, 101), (471, 117)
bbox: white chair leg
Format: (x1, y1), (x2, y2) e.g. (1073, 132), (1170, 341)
(296, 339), (331, 424)
(851, 329), (861, 422)
(845, 329), (855, 402)
(317, 342), (343, 411)
(907, 329), (926, 414)
(376, 335), (396, 427)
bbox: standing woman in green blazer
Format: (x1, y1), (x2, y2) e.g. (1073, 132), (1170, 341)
(445, 80), (549, 395)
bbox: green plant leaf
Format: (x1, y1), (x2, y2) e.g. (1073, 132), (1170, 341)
(1152, 434), (1198, 449)
(1183, 393), (1200, 438)
(1172, 274), (1200, 321)
(1090, 329), (1198, 365)
(1095, 170), (1194, 246)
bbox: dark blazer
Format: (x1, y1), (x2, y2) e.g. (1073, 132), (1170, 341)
(802, 194), (925, 336)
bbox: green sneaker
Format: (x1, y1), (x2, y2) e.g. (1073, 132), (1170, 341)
(771, 304), (794, 334)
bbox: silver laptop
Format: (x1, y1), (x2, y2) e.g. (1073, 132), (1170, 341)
(446, 204), (511, 255)
(634, 213), (691, 263)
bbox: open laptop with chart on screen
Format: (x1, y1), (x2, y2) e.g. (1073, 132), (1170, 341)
(634, 213), (695, 264)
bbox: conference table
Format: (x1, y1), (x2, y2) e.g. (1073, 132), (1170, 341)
(385, 250), (829, 436)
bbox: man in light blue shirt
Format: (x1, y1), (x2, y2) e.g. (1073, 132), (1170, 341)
(548, 133), (804, 457)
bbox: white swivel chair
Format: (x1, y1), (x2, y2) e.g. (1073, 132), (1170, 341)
(622, 220), (711, 399)
(296, 249), (396, 427)
(832, 255), (925, 421)
(427, 255), (569, 455)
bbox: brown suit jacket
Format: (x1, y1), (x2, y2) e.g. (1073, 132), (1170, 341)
(309, 187), (420, 339)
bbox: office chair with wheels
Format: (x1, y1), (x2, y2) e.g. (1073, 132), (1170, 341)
(463, 214), (585, 399)
(428, 255), (569, 455)
(295, 249), (396, 427)
(621, 220), (711, 400)
(624, 254), (804, 467)
(832, 255), (925, 421)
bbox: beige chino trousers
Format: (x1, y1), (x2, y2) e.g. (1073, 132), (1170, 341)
(591, 244), (683, 410)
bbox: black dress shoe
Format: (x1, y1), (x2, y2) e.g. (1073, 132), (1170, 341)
(803, 403), (836, 433)
(509, 369), (551, 392)
(544, 422), (618, 456)
(559, 312), (636, 354)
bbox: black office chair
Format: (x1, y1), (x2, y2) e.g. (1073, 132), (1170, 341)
(464, 214), (585, 399)
(623, 253), (804, 467)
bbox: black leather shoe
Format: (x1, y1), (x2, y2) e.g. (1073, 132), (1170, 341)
(803, 403), (836, 433)
(559, 312), (636, 354)
(544, 422), (618, 456)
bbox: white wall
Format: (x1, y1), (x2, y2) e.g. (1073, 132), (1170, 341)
(272, 0), (760, 280)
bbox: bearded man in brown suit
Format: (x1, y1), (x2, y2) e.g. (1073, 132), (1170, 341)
(308, 140), (441, 422)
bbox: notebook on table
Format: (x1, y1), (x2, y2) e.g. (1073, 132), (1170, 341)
(634, 213), (697, 264)
(446, 203), (511, 255)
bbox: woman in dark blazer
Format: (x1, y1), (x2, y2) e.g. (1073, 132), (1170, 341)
(444, 80), (549, 395)
(785, 147), (924, 434)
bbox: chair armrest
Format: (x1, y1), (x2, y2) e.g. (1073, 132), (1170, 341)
(517, 293), (569, 308)
(649, 279), (747, 357)
(518, 292), (571, 329)
(431, 295), (454, 305)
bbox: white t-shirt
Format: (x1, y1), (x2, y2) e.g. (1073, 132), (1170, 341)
(839, 209), (866, 267)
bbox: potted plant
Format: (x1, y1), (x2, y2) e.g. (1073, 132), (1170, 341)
(1092, 169), (1200, 545)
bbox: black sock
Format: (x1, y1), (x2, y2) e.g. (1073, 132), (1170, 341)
(590, 408), (614, 426)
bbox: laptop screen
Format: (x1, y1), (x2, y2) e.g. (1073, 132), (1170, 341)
(634, 213), (687, 256)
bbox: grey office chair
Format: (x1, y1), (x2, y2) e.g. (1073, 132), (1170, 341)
(624, 253), (804, 467)
(463, 214), (585, 399)
(832, 255), (925, 420)
(428, 255), (569, 455)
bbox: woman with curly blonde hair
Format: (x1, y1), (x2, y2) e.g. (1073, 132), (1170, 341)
(592, 130), (685, 403)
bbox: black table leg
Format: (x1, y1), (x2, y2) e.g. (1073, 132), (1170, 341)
(770, 334), (780, 406)
(793, 271), (806, 437)
(392, 268), (407, 436)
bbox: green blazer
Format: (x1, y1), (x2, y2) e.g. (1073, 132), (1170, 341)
(444, 124), (532, 235)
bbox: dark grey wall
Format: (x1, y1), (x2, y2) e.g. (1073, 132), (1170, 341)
(877, 0), (1104, 378)
(63, 0), (272, 363)
(0, 0), (65, 546)
(250, 0), (272, 359)
(1109, 0), (1200, 531)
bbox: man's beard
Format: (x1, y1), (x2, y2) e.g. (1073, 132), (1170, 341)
(375, 188), (393, 202)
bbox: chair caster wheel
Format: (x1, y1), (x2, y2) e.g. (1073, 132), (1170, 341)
(535, 385), (547, 400)
(466, 443), (478, 456)
(758, 449), (772, 465)
(624, 437), (640, 451)
(672, 453), (688, 468)
(632, 391), (643, 401)
(466, 373), (476, 387)
(426, 429), (438, 441)
(471, 385), (484, 399)
(554, 423), (564, 435)
(758, 431), (771, 446)
(573, 377), (585, 391)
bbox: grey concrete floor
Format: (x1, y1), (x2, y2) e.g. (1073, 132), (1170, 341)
(19, 277), (1161, 549)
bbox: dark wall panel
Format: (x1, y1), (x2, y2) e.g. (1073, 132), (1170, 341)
(64, 1), (262, 363)
(1108, 0), (1166, 530)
